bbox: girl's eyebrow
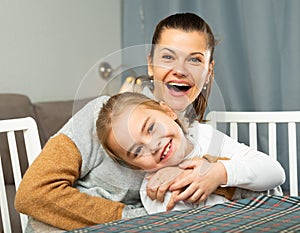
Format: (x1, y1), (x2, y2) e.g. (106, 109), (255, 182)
(126, 116), (150, 158)
(141, 116), (150, 133)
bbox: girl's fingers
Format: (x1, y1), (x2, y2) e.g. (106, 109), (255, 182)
(146, 166), (184, 200)
(185, 189), (207, 204)
(166, 190), (180, 211)
(169, 169), (195, 191)
(173, 184), (199, 203)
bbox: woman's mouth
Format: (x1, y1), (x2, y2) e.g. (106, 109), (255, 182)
(166, 82), (192, 92)
(160, 139), (173, 161)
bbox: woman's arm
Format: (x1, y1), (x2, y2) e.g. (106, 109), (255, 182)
(15, 134), (125, 231)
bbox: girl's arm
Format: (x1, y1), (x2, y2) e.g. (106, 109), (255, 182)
(147, 124), (285, 205)
(15, 134), (125, 231)
(169, 125), (286, 203)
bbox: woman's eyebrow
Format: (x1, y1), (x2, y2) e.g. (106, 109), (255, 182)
(159, 47), (176, 54)
(190, 51), (205, 57)
(160, 47), (205, 57)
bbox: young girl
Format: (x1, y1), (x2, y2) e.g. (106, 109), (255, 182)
(96, 92), (285, 214)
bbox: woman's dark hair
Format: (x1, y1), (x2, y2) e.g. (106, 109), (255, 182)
(149, 12), (218, 124)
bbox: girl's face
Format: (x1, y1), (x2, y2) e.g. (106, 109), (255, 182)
(148, 29), (214, 113)
(108, 104), (192, 172)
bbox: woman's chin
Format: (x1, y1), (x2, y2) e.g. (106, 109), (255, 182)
(167, 100), (189, 113)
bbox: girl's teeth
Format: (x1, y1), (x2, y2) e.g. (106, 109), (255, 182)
(162, 142), (171, 157)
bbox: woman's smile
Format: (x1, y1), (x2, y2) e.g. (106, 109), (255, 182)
(148, 29), (212, 112)
(166, 80), (193, 97)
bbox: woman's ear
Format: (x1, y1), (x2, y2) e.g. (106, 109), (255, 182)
(159, 101), (177, 120)
(207, 60), (215, 82)
(147, 54), (153, 77)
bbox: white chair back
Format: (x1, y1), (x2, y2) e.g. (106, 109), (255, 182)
(0, 117), (41, 233)
(206, 111), (300, 196)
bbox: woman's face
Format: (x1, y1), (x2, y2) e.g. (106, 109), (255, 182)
(108, 104), (191, 172)
(148, 29), (214, 113)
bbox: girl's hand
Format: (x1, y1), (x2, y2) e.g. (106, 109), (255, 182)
(166, 189), (181, 211)
(169, 157), (227, 204)
(146, 166), (183, 202)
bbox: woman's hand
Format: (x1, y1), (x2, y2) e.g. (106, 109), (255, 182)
(169, 157), (227, 204)
(146, 166), (184, 202)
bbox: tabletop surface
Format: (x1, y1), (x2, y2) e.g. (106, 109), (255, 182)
(67, 195), (300, 233)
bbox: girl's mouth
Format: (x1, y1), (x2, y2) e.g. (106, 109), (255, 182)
(166, 82), (191, 92)
(160, 139), (173, 161)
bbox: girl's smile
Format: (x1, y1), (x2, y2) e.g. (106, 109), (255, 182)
(160, 139), (173, 161)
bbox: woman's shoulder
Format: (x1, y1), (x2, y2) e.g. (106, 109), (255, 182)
(57, 95), (110, 138)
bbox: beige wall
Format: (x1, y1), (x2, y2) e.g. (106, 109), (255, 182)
(0, 0), (121, 102)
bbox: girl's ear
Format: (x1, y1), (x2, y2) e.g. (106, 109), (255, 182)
(147, 54), (153, 77)
(159, 101), (177, 120)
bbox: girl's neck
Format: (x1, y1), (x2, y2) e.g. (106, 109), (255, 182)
(184, 137), (194, 159)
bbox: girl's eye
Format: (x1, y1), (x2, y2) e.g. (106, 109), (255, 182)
(148, 123), (154, 133)
(134, 146), (143, 157)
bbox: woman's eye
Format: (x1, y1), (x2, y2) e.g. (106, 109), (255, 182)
(148, 123), (154, 133)
(189, 57), (201, 63)
(162, 54), (174, 60)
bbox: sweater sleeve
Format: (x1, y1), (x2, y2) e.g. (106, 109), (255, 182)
(15, 134), (125, 231)
(194, 124), (286, 191)
(207, 125), (286, 190)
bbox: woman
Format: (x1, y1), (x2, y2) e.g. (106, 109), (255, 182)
(15, 12), (285, 231)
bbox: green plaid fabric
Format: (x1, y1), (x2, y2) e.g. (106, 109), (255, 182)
(68, 195), (300, 232)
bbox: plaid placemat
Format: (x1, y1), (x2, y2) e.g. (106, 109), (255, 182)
(67, 195), (300, 233)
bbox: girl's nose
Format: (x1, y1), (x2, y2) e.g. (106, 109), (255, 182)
(149, 140), (161, 155)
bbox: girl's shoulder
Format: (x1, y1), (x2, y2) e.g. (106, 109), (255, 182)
(188, 122), (214, 137)
(187, 123), (214, 155)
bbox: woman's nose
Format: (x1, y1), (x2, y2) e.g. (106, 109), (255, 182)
(172, 61), (188, 77)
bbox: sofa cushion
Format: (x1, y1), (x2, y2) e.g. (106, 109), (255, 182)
(34, 100), (74, 145)
(0, 94), (35, 119)
(33, 98), (93, 145)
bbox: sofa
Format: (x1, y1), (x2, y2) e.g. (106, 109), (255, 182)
(0, 93), (91, 233)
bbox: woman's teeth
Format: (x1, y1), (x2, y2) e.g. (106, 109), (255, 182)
(166, 83), (191, 92)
